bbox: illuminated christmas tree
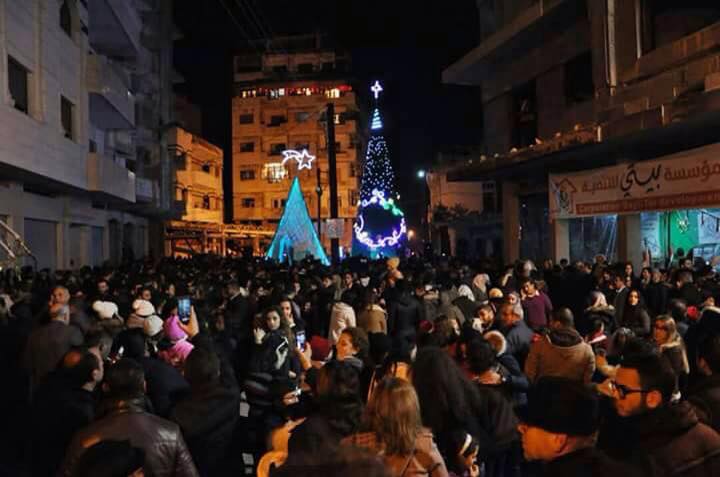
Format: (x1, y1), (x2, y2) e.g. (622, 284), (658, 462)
(266, 176), (330, 265)
(353, 81), (406, 257)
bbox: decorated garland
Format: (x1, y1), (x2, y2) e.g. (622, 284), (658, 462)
(353, 189), (407, 249)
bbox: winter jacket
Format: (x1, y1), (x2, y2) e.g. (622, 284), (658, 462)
(453, 296), (477, 324)
(600, 402), (720, 477)
(540, 447), (646, 477)
(171, 383), (240, 476)
(438, 291), (466, 326)
(644, 282), (669, 317)
(619, 305), (651, 337)
(387, 293), (423, 343)
(502, 320), (534, 369)
(30, 371), (95, 477)
(343, 428), (449, 477)
(688, 374), (720, 433)
(357, 304), (387, 334)
(60, 397), (199, 477)
(329, 302), (356, 344)
(136, 355), (190, 418)
(524, 328), (595, 384)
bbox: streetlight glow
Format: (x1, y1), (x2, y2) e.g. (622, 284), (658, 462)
(417, 170), (426, 179)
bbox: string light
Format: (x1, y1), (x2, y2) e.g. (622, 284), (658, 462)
(353, 82), (405, 254)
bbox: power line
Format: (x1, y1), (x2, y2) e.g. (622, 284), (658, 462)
(216, 0), (262, 54)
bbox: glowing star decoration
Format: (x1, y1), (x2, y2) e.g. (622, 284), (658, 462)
(281, 149), (316, 170)
(371, 80), (383, 99)
(353, 189), (407, 249)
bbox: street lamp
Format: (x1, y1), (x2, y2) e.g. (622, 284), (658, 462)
(417, 169), (426, 179)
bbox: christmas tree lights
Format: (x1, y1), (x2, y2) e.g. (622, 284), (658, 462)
(266, 177), (329, 265)
(353, 81), (406, 256)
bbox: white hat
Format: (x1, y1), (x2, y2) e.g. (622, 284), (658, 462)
(92, 300), (118, 320)
(132, 299), (156, 318)
(143, 315), (163, 337)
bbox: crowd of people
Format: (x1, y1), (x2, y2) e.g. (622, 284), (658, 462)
(2, 252), (720, 476)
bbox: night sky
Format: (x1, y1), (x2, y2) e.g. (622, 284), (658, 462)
(173, 0), (483, 224)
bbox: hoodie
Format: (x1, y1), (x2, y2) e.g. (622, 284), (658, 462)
(524, 327), (595, 384)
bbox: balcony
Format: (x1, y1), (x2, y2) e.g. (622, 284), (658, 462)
(135, 176), (158, 204)
(87, 54), (135, 129)
(193, 171), (221, 191)
(87, 152), (136, 203)
(88, 0), (142, 58)
(443, 0), (585, 85)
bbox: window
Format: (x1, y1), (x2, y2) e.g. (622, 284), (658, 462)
(201, 163), (211, 173)
(297, 63), (314, 73)
(350, 190), (359, 206)
(240, 142), (255, 152)
(240, 169), (255, 180)
(321, 62), (334, 72)
(60, 0), (72, 37)
(61, 96), (75, 140)
(272, 199), (287, 209)
(241, 198), (256, 208)
(349, 162), (357, 178)
(512, 80), (537, 149)
(262, 163), (287, 183)
(268, 115), (287, 126)
(89, 139), (97, 153)
(270, 143), (286, 155)
(564, 52), (594, 105)
(239, 113), (254, 124)
(293, 143), (310, 151)
(8, 56), (29, 114)
(202, 195), (211, 210)
(272, 65), (288, 74)
(325, 88), (341, 99)
(295, 111), (310, 123)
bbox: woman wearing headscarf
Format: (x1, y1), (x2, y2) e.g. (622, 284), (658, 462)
(471, 274), (490, 304)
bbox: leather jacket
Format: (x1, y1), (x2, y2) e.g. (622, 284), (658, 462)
(60, 396), (199, 477)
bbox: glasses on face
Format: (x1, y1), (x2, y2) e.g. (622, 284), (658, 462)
(610, 380), (649, 399)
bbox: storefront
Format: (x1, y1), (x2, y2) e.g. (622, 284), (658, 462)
(549, 143), (720, 266)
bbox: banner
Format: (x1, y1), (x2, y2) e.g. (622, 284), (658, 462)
(549, 143), (720, 220)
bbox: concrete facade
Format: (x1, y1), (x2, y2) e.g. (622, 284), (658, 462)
(231, 35), (360, 253)
(444, 0), (720, 267)
(170, 127), (224, 224)
(0, 0), (178, 269)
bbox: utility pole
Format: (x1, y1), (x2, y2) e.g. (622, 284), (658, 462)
(326, 102), (339, 263)
(316, 166), (322, 243)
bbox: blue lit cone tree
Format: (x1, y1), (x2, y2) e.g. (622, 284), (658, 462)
(352, 81), (406, 258)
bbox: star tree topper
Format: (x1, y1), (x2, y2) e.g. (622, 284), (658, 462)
(281, 149), (316, 170)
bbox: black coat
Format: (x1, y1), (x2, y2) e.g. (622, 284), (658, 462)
(540, 447), (646, 477)
(30, 371), (95, 477)
(600, 402), (720, 477)
(171, 383), (241, 476)
(137, 355), (190, 417)
(387, 293), (423, 343)
(688, 374), (720, 434)
(644, 282), (669, 317)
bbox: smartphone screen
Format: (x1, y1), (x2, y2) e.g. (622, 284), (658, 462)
(295, 330), (306, 350)
(177, 296), (191, 323)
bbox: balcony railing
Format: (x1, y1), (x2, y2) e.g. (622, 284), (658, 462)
(87, 152), (136, 202)
(88, 0), (142, 58)
(87, 54), (135, 129)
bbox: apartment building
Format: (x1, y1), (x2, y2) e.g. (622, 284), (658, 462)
(444, 0), (720, 265)
(231, 34), (361, 253)
(0, 0), (179, 269)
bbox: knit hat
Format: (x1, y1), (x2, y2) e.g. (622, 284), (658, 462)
(143, 315), (163, 338)
(92, 300), (118, 320)
(517, 377), (600, 436)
